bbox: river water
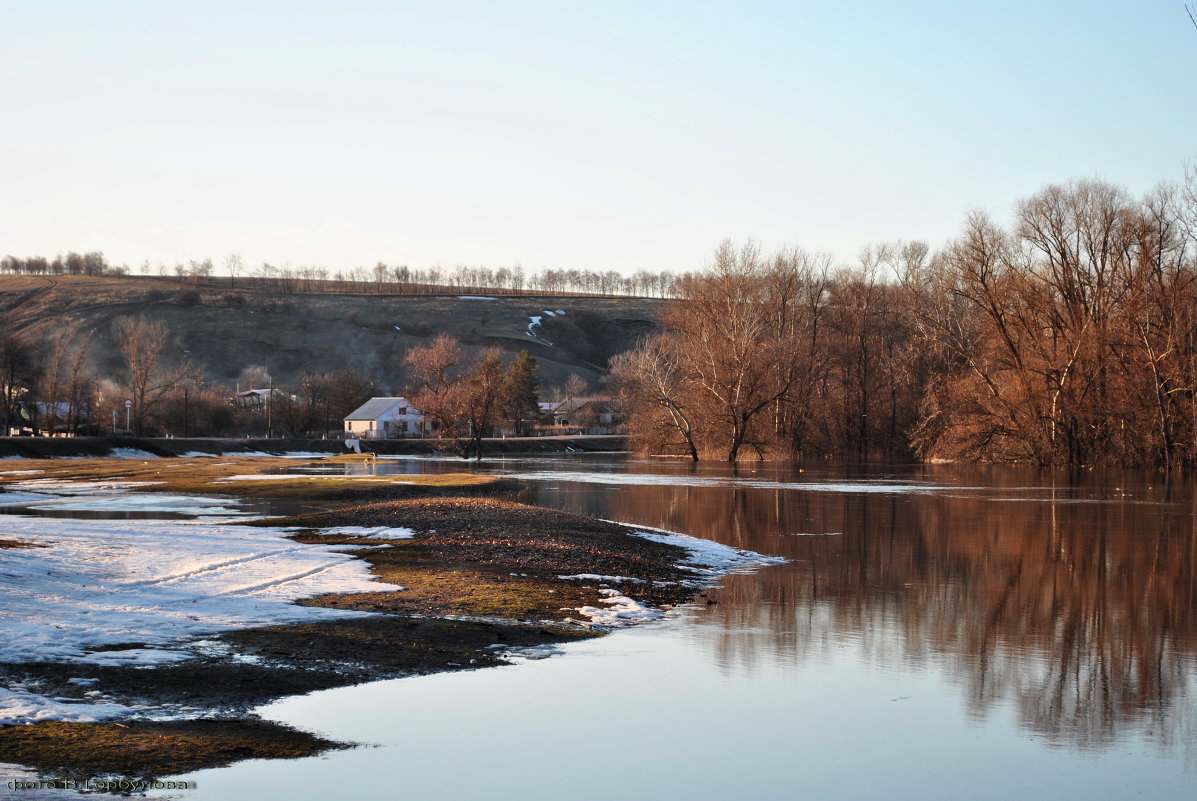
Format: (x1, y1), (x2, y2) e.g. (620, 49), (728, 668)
(163, 456), (1196, 800)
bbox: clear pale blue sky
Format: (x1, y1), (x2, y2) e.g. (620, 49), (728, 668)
(2, 1), (1194, 274)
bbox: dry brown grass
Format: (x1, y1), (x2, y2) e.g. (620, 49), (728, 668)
(277, 496), (696, 620)
(0, 273), (662, 389)
(0, 455), (506, 502)
(0, 719), (343, 779)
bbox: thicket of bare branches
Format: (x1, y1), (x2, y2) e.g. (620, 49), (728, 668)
(616, 175), (1197, 467)
(111, 316), (200, 435)
(404, 335), (542, 459)
(911, 177), (1197, 467)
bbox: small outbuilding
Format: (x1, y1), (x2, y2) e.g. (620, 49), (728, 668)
(343, 397), (424, 439)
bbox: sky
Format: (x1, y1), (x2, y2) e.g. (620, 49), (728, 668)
(2, 0), (1195, 276)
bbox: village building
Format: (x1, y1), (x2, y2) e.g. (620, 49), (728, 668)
(9, 401), (91, 437)
(343, 397), (424, 439)
(537, 396), (621, 435)
(231, 388), (292, 411)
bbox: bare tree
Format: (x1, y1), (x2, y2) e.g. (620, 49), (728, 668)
(616, 241), (835, 461)
(664, 241), (812, 460)
(405, 333), (463, 439)
(454, 349), (507, 460)
(404, 336), (509, 459)
(224, 253), (243, 288)
(112, 316), (194, 435)
(609, 335), (700, 460)
(561, 373), (588, 405)
(0, 329), (37, 435)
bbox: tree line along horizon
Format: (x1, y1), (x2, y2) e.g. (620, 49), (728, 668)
(3, 171), (1197, 467)
(0, 252), (684, 299)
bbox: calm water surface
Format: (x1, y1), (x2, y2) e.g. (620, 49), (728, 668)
(164, 456), (1197, 800)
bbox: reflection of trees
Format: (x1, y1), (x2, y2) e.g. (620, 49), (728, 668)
(542, 466), (1197, 751)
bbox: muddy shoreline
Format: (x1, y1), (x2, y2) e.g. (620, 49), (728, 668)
(0, 456), (715, 782)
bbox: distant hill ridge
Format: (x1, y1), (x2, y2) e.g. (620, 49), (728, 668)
(0, 275), (663, 392)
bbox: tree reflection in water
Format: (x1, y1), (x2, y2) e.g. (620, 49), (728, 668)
(518, 461), (1197, 753)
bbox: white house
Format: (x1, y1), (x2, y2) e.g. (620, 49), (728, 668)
(343, 397), (424, 439)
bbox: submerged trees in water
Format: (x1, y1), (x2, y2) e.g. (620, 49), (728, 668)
(615, 174), (1197, 468)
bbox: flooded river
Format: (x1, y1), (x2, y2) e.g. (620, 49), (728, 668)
(165, 456), (1197, 799)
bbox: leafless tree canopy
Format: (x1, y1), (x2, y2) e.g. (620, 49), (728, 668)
(617, 175), (1197, 466)
(112, 316), (196, 435)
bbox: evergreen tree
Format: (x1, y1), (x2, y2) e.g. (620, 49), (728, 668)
(504, 350), (539, 435)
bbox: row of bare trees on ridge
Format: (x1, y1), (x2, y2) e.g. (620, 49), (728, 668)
(0, 252), (681, 299)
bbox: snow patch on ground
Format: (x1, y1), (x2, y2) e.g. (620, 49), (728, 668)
(0, 686), (135, 726)
(557, 573), (646, 584)
(0, 505), (404, 723)
(0, 480), (249, 518)
(322, 526), (417, 540)
(572, 589), (664, 626)
(107, 448), (161, 459)
(7, 478), (163, 492)
(15, 493), (246, 517)
(0, 517), (400, 668)
(0, 508), (404, 722)
(564, 523), (785, 628)
(458, 295), (497, 300)
(622, 523), (788, 576)
(497, 643), (563, 662)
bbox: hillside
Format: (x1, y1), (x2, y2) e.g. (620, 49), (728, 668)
(0, 275), (663, 393)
